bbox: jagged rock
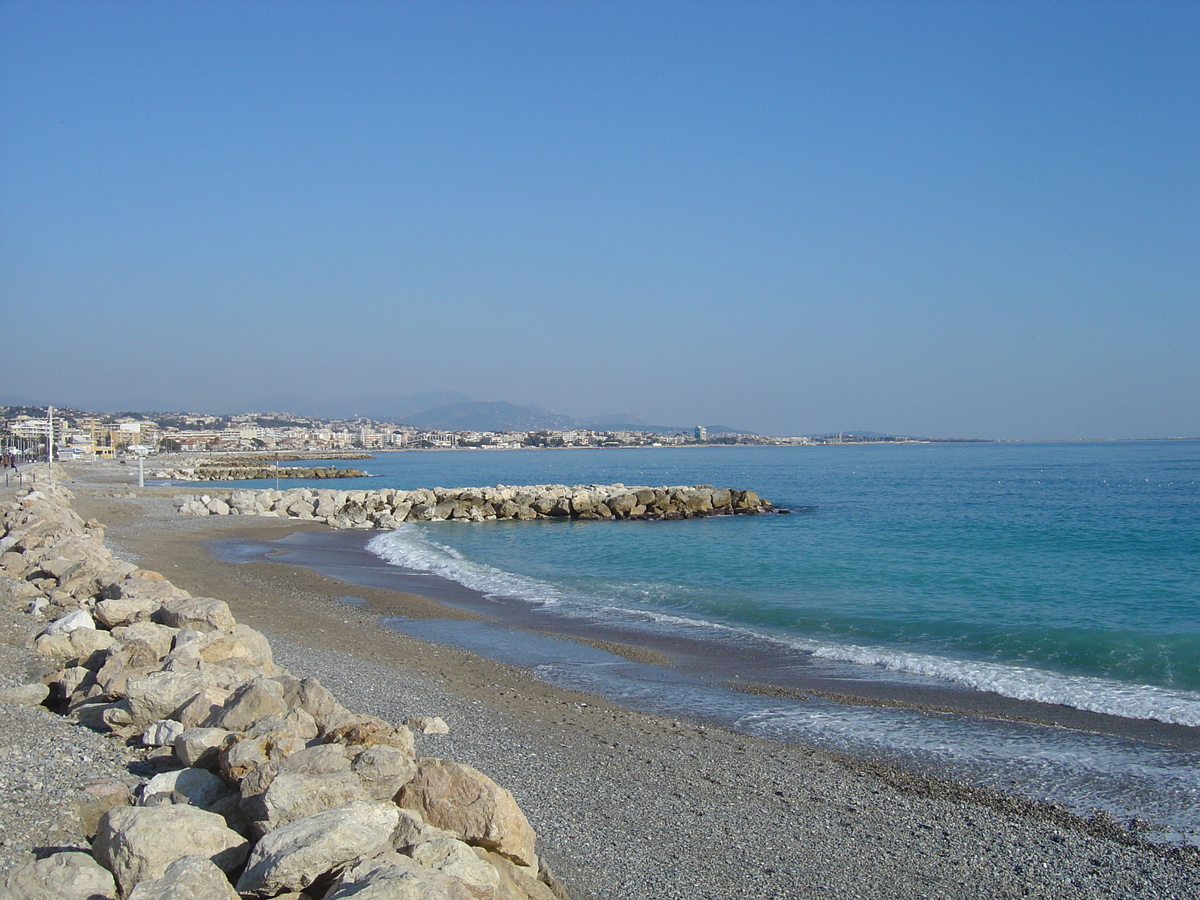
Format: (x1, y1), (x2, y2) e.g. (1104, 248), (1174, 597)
(141, 718), (184, 747)
(392, 807), (455, 851)
(220, 730), (305, 783)
(0, 850), (118, 900)
(276, 675), (349, 736)
(244, 770), (368, 836)
(479, 848), (562, 900)
(125, 855), (241, 900)
(321, 852), (475, 900)
(352, 743), (418, 800)
(203, 676), (288, 731)
(324, 715), (415, 753)
(123, 669), (218, 727)
(33, 626), (115, 667)
(196, 624), (275, 671)
(396, 758), (538, 867)
(94, 805), (250, 896)
(102, 571), (188, 603)
(411, 837), (502, 899)
(174, 726), (231, 768)
(94, 597), (159, 629)
(139, 767), (234, 810)
(155, 596), (236, 632)
(110, 621), (178, 660)
(42, 608), (96, 636)
(235, 800), (401, 897)
(175, 686), (233, 729)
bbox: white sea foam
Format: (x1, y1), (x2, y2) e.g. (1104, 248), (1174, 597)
(791, 639), (1200, 727)
(366, 525), (565, 606)
(367, 526), (1200, 727)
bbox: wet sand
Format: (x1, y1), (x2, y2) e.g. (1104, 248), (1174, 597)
(55, 464), (1200, 898)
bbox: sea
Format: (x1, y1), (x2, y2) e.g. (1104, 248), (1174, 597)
(199, 440), (1200, 845)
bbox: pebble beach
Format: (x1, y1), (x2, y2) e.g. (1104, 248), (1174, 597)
(2, 461), (1198, 899)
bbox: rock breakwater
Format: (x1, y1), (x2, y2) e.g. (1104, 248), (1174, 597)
(154, 466), (369, 482)
(0, 469), (569, 899)
(175, 483), (781, 527)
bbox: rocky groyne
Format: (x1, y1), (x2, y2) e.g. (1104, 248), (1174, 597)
(0, 469), (568, 899)
(175, 483), (781, 527)
(154, 465), (369, 482)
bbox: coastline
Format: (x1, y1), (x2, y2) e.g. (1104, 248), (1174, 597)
(4, 461), (1196, 897)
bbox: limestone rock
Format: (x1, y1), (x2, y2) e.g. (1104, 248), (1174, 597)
(94, 598), (159, 629)
(406, 715), (450, 735)
(94, 805), (250, 896)
(125, 855), (241, 900)
(324, 715), (415, 753)
(123, 669), (217, 727)
(174, 726), (231, 768)
(244, 770), (368, 836)
(139, 767), (233, 811)
(203, 676), (288, 731)
(175, 686), (233, 729)
(43, 608), (96, 635)
(322, 852), (475, 900)
(411, 837), (501, 899)
(479, 848), (562, 900)
(352, 743), (418, 800)
(141, 719), (183, 747)
(196, 624), (275, 672)
(33, 626), (115, 667)
(219, 728), (306, 783)
(235, 800), (401, 897)
(0, 850), (117, 900)
(396, 758), (538, 867)
(155, 596), (236, 632)
(0, 681), (50, 706)
(110, 621), (178, 659)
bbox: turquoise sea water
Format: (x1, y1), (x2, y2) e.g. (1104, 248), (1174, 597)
(308, 441), (1200, 722)
(205, 441), (1200, 841)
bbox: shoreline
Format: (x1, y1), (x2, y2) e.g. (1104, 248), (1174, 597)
(203, 518), (1200, 754)
(9, 462), (1196, 897)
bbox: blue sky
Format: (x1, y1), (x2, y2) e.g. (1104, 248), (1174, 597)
(2, 0), (1196, 439)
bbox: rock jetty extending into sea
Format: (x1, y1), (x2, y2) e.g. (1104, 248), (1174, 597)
(173, 483), (782, 527)
(0, 468), (569, 899)
(153, 465), (369, 481)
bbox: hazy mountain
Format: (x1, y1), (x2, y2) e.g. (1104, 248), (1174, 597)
(407, 401), (577, 432)
(3, 390), (756, 435)
(299, 391), (474, 422)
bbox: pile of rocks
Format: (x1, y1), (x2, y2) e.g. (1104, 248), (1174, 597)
(0, 470), (567, 900)
(153, 466), (368, 482)
(176, 482), (780, 527)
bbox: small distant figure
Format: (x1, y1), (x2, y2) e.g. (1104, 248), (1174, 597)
(3, 453), (19, 486)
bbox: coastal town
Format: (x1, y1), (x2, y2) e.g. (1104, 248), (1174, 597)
(0, 405), (924, 461)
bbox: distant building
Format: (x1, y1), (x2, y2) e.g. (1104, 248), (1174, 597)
(694, 425), (707, 442)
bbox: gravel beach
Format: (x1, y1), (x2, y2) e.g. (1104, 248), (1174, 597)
(2, 462), (1197, 899)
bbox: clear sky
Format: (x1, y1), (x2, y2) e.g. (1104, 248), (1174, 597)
(2, 0), (1196, 439)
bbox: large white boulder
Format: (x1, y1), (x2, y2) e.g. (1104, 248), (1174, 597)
(0, 850), (117, 900)
(235, 800), (400, 897)
(125, 855), (241, 900)
(396, 758), (538, 868)
(93, 805), (250, 896)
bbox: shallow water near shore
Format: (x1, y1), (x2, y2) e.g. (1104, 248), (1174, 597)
(202, 440), (1200, 844)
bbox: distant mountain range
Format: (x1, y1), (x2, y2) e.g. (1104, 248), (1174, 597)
(402, 400), (750, 435)
(1, 391), (755, 435)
